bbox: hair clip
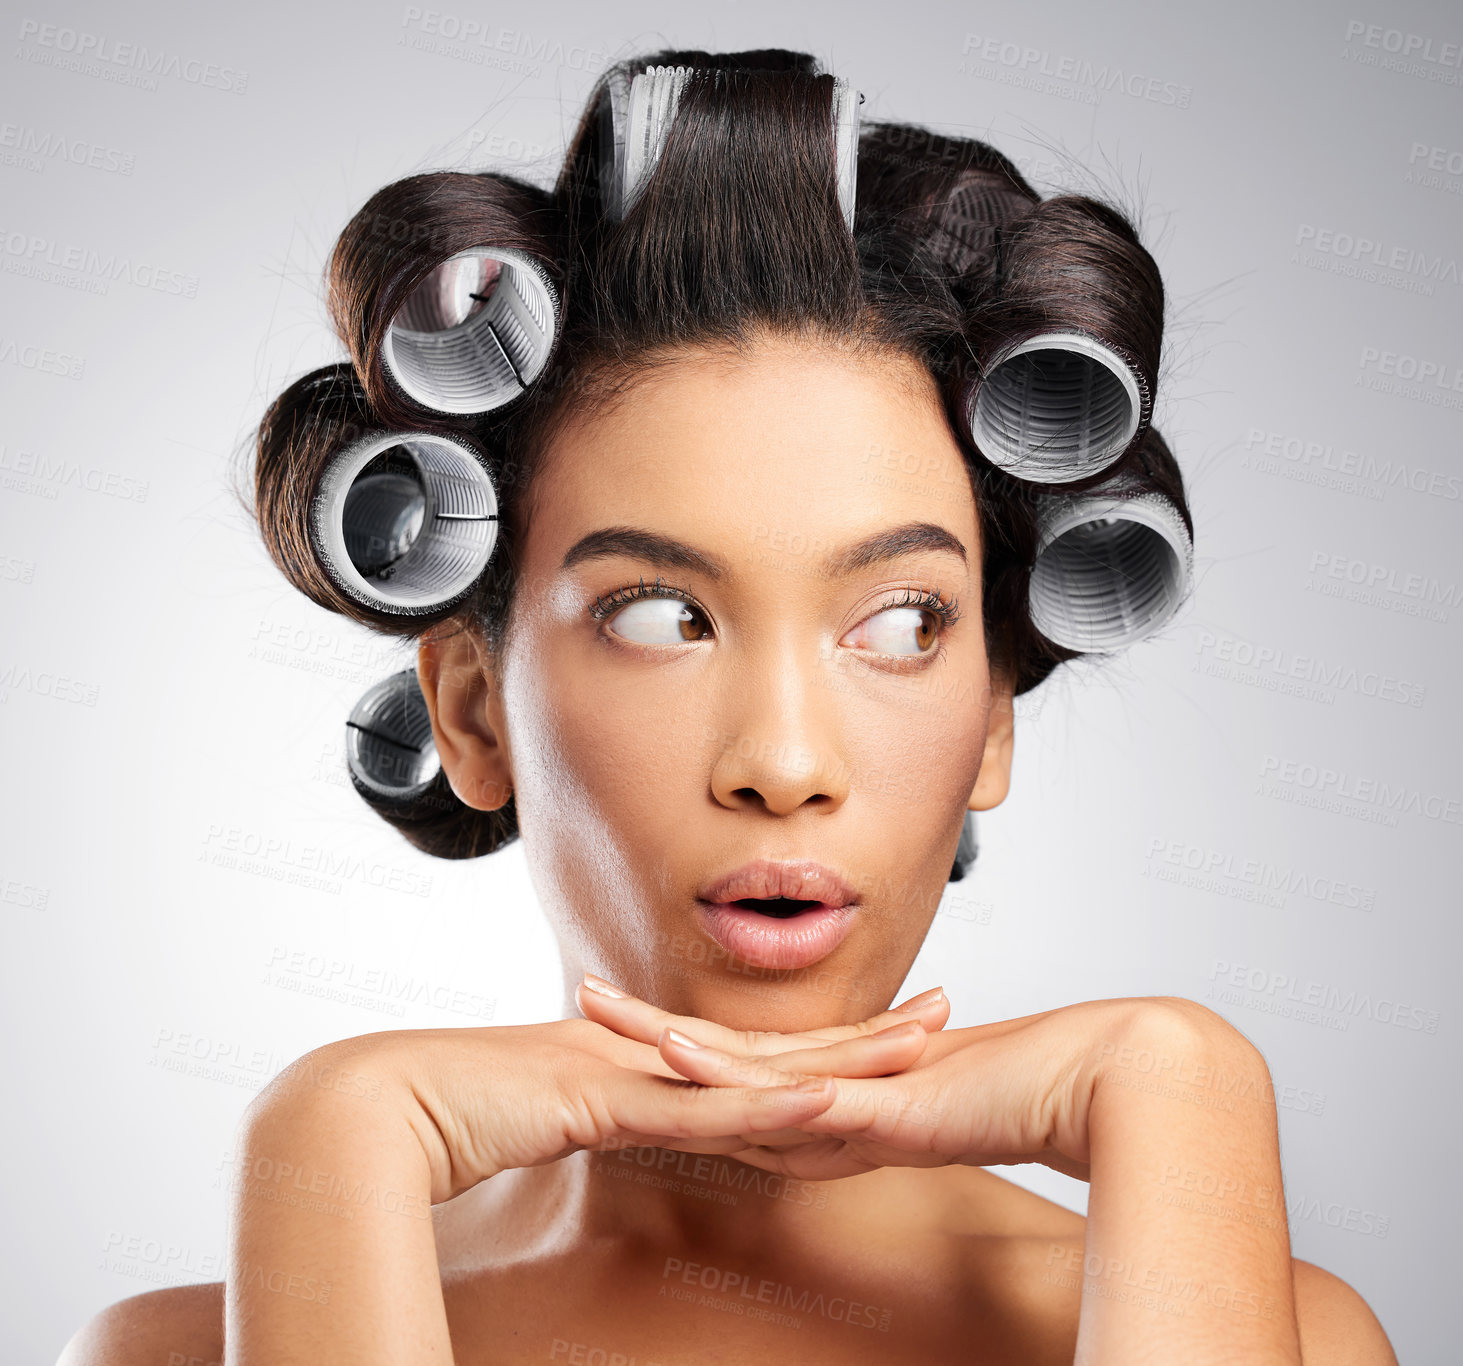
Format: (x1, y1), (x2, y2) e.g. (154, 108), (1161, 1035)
(346, 669), (442, 800)
(607, 64), (862, 231)
(310, 429), (499, 616)
(1028, 466), (1193, 651)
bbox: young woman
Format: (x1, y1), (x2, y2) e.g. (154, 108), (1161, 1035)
(60, 47), (1397, 1366)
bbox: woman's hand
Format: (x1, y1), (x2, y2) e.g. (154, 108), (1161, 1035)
(575, 972), (1186, 1183)
(267, 988), (957, 1207)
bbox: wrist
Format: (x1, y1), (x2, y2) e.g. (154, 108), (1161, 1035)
(243, 1036), (451, 1201)
(1094, 996), (1274, 1119)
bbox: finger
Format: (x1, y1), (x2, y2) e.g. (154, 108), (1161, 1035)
(576, 977), (949, 1055)
(656, 1020), (928, 1086)
(591, 1066), (838, 1147)
(724, 1139), (884, 1182)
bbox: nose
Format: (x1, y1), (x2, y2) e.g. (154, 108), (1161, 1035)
(707, 639), (852, 817)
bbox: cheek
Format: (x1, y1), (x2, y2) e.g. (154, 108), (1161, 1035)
(504, 631), (704, 831)
(820, 646), (993, 797)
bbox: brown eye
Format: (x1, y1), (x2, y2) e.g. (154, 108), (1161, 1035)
(606, 597), (710, 644)
(842, 605), (941, 656)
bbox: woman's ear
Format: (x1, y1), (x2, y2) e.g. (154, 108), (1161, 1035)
(969, 669), (1015, 812)
(416, 621), (514, 811)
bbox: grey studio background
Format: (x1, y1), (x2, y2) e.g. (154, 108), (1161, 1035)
(2, 0), (1458, 1360)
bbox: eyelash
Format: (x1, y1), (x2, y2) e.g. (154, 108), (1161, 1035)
(586, 575), (963, 652)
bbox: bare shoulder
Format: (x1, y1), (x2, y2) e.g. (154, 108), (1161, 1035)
(55, 1281), (224, 1366)
(951, 1173), (1398, 1366)
(941, 1164), (1087, 1241)
(1292, 1258), (1399, 1365)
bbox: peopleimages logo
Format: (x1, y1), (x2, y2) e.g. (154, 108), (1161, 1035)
(1256, 752), (1463, 829)
(1293, 224), (1460, 296)
(0, 228), (198, 298)
(0, 122), (135, 175)
(15, 19), (248, 93)
(1207, 960), (1440, 1035)
(1354, 346), (1463, 410)
(397, 8), (609, 74)
(1241, 428), (1462, 502)
(0, 337), (84, 379)
(1342, 20), (1463, 68)
(1193, 628), (1426, 708)
(958, 33), (1192, 107)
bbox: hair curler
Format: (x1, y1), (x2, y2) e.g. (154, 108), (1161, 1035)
(956, 196), (1162, 485)
(853, 123), (1038, 280)
(379, 245), (560, 417)
(595, 65), (634, 221)
(965, 330), (1145, 485)
(609, 64), (862, 231)
(948, 811), (979, 882)
(926, 175), (1038, 278)
(1027, 465), (1193, 652)
(327, 172), (564, 425)
(346, 669), (442, 801)
(256, 364), (502, 629)
(310, 428), (500, 619)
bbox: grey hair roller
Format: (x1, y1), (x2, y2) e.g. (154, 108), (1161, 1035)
(346, 669), (441, 801)
(1029, 471), (1193, 651)
(310, 429), (499, 617)
(967, 331), (1145, 484)
(380, 246), (561, 416)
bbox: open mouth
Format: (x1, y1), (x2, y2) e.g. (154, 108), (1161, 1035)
(695, 897), (856, 971)
(731, 896), (824, 918)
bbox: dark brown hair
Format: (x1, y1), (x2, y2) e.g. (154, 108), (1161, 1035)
(239, 46), (1188, 859)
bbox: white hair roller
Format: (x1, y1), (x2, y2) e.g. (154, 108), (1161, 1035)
(1029, 470), (1193, 651)
(380, 245), (560, 416)
(596, 65), (633, 218)
(613, 65), (862, 231)
(968, 330), (1145, 484)
(310, 430), (499, 616)
(346, 669), (442, 801)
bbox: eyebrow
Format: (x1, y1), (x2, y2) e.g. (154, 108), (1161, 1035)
(560, 521), (968, 580)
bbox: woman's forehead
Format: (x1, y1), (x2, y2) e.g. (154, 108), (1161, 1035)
(540, 339), (966, 487)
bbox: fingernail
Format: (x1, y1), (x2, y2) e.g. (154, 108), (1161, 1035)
(582, 973), (627, 998)
(891, 986), (945, 1012)
(875, 1020), (926, 1039)
(665, 1027), (703, 1050)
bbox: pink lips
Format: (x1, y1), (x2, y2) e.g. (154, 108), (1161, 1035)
(694, 859), (860, 971)
(696, 901), (856, 971)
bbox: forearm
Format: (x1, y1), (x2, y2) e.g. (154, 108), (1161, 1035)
(1074, 1003), (1301, 1365)
(224, 1048), (454, 1365)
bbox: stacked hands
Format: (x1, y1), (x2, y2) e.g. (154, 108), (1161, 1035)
(565, 974), (1125, 1187)
(551, 977), (1229, 1189)
(326, 979), (1251, 1206)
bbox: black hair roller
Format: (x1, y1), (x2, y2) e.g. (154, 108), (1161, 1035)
(852, 122), (1039, 280)
(958, 195), (1163, 486)
(254, 363), (500, 632)
(948, 811), (980, 883)
(326, 171), (565, 425)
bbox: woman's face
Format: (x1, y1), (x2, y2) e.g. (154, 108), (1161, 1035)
(421, 331), (1014, 1028)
